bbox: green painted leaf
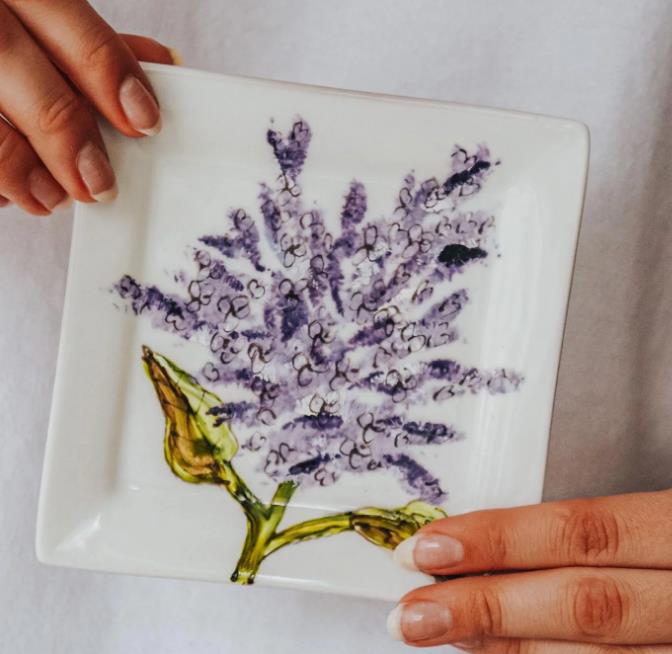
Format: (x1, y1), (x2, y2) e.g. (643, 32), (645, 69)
(397, 500), (447, 526)
(142, 346), (238, 484)
(351, 501), (447, 549)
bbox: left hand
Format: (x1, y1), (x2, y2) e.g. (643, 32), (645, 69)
(387, 489), (672, 651)
(0, 0), (176, 215)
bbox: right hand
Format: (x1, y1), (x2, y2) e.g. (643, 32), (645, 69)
(0, 0), (176, 215)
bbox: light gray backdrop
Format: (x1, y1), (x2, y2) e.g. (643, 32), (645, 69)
(2, 1), (671, 652)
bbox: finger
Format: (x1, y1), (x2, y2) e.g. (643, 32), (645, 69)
(0, 116), (68, 215)
(6, 0), (162, 137)
(390, 568), (672, 647)
(0, 5), (115, 202)
(458, 638), (672, 653)
(394, 490), (672, 575)
(120, 34), (177, 65)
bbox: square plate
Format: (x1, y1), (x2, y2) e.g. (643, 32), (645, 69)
(37, 64), (588, 600)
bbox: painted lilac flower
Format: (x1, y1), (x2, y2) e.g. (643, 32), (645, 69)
(114, 118), (521, 503)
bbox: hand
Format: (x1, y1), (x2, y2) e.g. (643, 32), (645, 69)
(0, 0), (175, 215)
(388, 490), (672, 652)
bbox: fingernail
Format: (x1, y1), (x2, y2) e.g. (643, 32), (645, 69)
(453, 642), (482, 651)
(76, 142), (117, 203)
(394, 534), (464, 571)
(387, 601), (453, 643)
(386, 604), (405, 641)
(119, 75), (161, 136)
(28, 168), (68, 212)
(168, 48), (184, 66)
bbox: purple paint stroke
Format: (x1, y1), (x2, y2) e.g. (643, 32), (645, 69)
(266, 119), (311, 179)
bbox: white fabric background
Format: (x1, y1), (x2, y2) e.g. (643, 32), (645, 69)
(1, 1), (671, 652)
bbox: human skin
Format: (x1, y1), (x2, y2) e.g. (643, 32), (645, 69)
(389, 489), (672, 652)
(0, 0), (175, 215)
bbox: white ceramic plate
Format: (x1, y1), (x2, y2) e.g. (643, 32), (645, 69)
(37, 64), (588, 600)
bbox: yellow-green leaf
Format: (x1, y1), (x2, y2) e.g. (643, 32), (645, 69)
(397, 500), (447, 526)
(142, 346), (238, 484)
(350, 501), (447, 549)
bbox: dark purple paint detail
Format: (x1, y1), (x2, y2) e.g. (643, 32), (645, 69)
(341, 181), (367, 227)
(403, 421), (457, 444)
(280, 296), (309, 342)
(208, 402), (256, 427)
(284, 415), (344, 430)
(442, 159), (491, 195)
(260, 186), (282, 244)
(383, 453), (445, 503)
(289, 454), (331, 475)
(267, 120), (311, 179)
(438, 244), (488, 268)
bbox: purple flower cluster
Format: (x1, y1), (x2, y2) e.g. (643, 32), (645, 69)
(114, 118), (521, 502)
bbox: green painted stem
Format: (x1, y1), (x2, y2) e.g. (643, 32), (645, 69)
(229, 480), (298, 584)
(230, 511), (277, 584)
(264, 512), (353, 557)
(269, 480), (299, 512)
(217, 460), (265, 515)
(223, 472), (418, 585)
